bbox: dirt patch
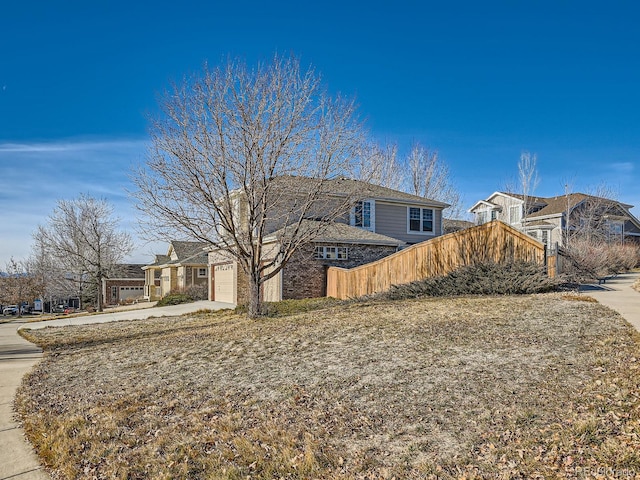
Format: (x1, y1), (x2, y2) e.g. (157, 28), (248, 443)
(16, 294), (640, 479)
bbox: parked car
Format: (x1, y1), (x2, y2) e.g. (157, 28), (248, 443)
(2, 305), (18, 315)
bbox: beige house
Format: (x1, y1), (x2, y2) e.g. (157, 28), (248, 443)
(207, 178), (450, 305)
(469, 191), (640, 248)
(142, 241), (209, 301)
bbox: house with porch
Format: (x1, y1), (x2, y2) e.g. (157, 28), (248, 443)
(142, 241), (209, 301)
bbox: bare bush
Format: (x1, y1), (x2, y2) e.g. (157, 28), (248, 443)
(383, 261), (560, 299)
(563, 238), (640, 281)
(183, 283), (207, 301)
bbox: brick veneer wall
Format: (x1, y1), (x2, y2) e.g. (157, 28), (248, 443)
(237, 266), (249, 306)
(281, 243), (398, 300)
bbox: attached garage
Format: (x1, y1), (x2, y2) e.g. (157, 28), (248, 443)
(213, 263), (236, 304)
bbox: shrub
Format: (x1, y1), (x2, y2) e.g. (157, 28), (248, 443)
(383, 261), (560, 300)
(183, 283), (208, 301)
(562, 239), (640, 282)
(156, 291), (194, 307)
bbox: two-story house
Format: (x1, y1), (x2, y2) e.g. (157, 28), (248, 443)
(469, 191), (640, 248)
(207, 177), (450, 304)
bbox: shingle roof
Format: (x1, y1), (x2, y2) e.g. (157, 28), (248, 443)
(170, 241), (208, 261)
(265, 220), (405, 246)
(144, 254), (170, 269)
(493, 192), (631, 219)
(107, 264), (145, 279)
(272, 176), (450, 208)
(525, 193), (627, 218)
(144, 242), (208, 269)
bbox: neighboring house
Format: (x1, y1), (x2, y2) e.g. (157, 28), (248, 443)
(207, 177), (449, 304)
(102, 264), (145, 306)
(469, 191), (640, 247)
(142, 241), (209, 301)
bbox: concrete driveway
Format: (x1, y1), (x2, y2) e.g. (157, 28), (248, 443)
(0, 300), (234, 480)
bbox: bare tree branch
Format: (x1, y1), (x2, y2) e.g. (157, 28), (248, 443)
(33, 195), (133, 312)
(132, 55), (367, 316)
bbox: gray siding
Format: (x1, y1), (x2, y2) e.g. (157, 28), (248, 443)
(375, 201), (442, 244)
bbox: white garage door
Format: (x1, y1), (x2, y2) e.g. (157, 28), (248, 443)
(214, 263), (235, 304)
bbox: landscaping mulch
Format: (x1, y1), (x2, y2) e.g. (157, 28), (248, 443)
(15, 294), (640, 479)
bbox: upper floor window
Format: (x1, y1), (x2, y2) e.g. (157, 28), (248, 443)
(352, 200), (374, 231)
(509, 205), (522, 224)
(608, 221), (622, 233)
(409, 207), (434, 233)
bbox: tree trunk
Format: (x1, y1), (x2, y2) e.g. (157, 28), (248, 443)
(96, 280), (103, 312)
(247, 272), (262, 318)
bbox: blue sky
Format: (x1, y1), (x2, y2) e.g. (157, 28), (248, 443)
(1, 1), (639, 267)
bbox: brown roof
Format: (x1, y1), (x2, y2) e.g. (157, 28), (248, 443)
(144, 241), (208, 269)
(265, 220), (405, 246)
(108, 264), (145, 279)
(272, 176), (450, 208)
(170, 241), (208, 262)
(528, 193), (621, 218)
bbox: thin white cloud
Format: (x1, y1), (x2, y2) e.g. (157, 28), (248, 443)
(0, 137), (151, 267)
(610, 162), (634, 174)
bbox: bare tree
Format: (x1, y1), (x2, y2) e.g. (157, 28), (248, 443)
(25, 239), (77, 313)
(569, 184), (622, 244)
(0, 258), (43, 317)
(518, 151), (539, 226)
(132, 55), (367, 317)
(34, 194), (133, 312)
(405, 142), (463, 219)
(351, 142), (403, 190)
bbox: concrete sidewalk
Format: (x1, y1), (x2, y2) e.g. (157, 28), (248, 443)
(0, 300), (234, 480)
(581, 271), (640, 332)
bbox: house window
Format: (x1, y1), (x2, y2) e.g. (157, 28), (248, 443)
(354, 201), (372, 229)
(609, 222), (623, 235)
(491, 210), (498, 221)
(409, 207), (434, 233)
(197, 268), (207, 278)
(314, 246), (348, 260)
(509, 205), (522, 224)
(111, 286), (118, 300)
(477, 210), (488, 224)
(541, 230), (549, 245)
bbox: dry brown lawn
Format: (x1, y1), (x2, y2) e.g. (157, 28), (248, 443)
(15, 294), (640, 479)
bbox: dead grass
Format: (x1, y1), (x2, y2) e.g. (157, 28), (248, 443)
(15, 295), (640, 479)
(633, 278), (640, 293)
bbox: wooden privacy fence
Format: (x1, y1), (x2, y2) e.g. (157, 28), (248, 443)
(326, 220), (546, 300)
